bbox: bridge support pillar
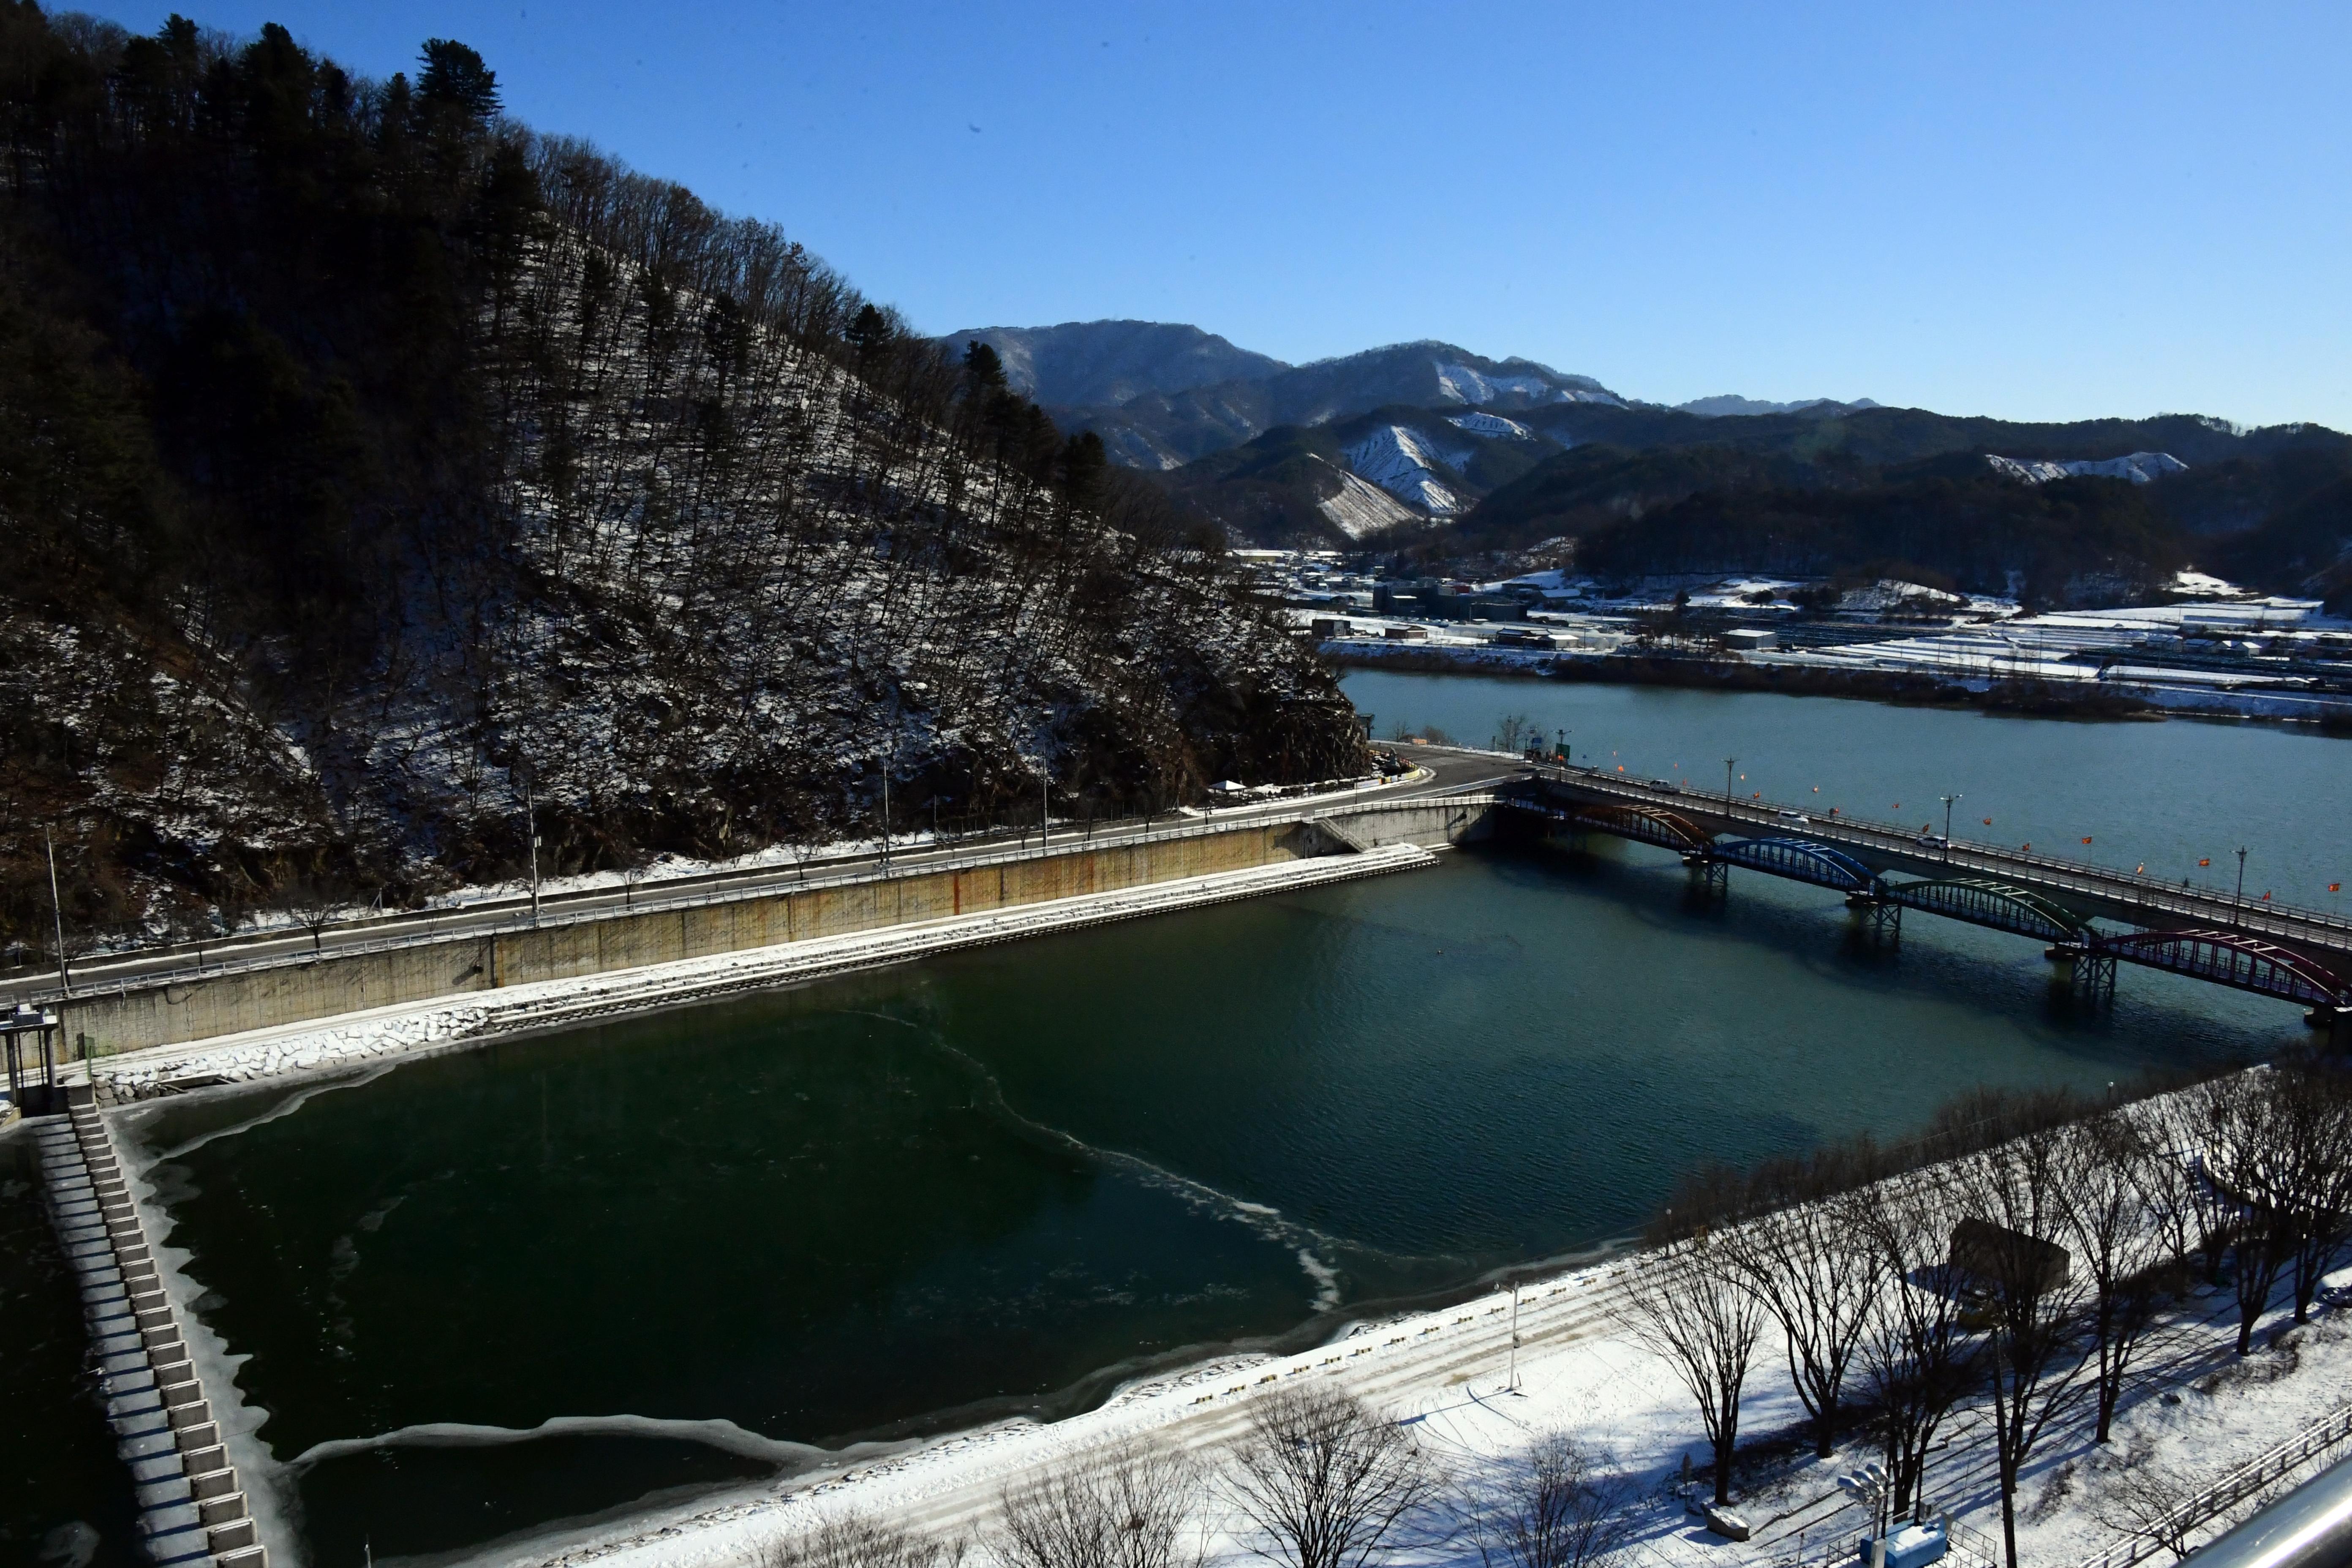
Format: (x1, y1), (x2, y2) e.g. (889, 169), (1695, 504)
(2046, 943), (2116, 1003)
(1682, 855), (1726, 898)
(1846, 894), (1900, 943)
(2308, 1006), (2352, 1051)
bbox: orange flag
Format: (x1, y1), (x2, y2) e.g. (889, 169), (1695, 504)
(1982, 817), (1992, 825)
(2332, 883), (2342, 893)
(2082, 836), (2093, 844)
(2199, 858), (2210, 866)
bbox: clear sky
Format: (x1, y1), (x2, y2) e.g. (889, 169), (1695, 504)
(74, 1), (2352, 427)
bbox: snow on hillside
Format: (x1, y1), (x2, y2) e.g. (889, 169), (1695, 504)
(1315, 463), (1426, 539)
(1342, 425), (1470, 514)
(1435, 362), (1623, 407)
(1987, 451), (2189, 485)
(1447, 411), (1537, 441)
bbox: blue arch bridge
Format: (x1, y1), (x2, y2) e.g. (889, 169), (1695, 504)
(1498, 770), (2352, 1044)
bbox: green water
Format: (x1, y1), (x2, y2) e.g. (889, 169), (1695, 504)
(33, 678), (2346, 1565)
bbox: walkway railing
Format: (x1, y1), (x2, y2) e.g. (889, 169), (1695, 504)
(2074, 1399), (2352, 1568)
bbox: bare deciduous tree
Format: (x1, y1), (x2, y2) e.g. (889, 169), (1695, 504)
(760, 1513), (963, 1568)
(995, 1439), (1203, 1568)
(2089, 1456), (2204, 1563)
(1227, 1384), (1446, 1568)
(2273, 1065), (2352, 1324)
(1627, 1241), (1764, 1505)
(1720, 1188), (1886, 1458)
(1951, 1130), (2094, 1568)
(2129, 1086), (2231, 1285)
(2204, 1071), (2298, 1356)
(272, 880), (343, 954)
(1855, 1181), (1979, 1516)
(1465, 1432), (1634, 1568)
(2055, 1113), (2169, 1444)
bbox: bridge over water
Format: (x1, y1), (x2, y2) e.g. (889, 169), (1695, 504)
(1502, 768), (2352, 1040)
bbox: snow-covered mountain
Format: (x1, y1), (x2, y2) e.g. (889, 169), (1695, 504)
(943, 320), (1285, 407)
(1316, 465), (1424, 539)
(1986, 451), (2189, 485)
(1342, 425), (1473, 515)
(950, 321), (1624, 469)
(1447, 411), (1538, 441)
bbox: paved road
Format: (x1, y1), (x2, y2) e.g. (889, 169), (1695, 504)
(2, 749), (1519, 1006)
(1529, 766), (2352, 963)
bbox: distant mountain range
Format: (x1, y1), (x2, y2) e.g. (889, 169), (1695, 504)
(944, 321), (1625, 469)
(939, 320), (2352, 610)
(1675, 394), (1884, 418)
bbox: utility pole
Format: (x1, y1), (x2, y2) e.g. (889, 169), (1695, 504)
(44, 825), (70, 998)
(523, 772), (541, 925)
(2236, 847), (2249, 901)
(1941, 793), (1963, 863)
(1040, 773), (1049, 849)
(1724, 757), (1737, 815)
(880, 764), (891, 871)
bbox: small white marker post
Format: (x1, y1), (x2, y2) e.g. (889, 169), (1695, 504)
(1506, 1283), (1521, 1392)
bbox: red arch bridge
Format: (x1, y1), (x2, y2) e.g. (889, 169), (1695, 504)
(1497, 794), (2352, 1026)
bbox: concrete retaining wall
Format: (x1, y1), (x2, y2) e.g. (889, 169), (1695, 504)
(58, 822), (1323, 1059)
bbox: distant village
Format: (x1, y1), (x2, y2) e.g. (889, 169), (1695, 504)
(1238, 550), (2352, 724)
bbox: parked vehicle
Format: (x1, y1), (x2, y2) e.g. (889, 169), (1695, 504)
(1777, 810), (1810, 825)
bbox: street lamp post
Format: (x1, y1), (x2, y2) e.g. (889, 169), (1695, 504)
(2236, 847), (2248, 902)
(1725, 757), (1737, 819)
(523, 772), (541, 926)
(44, 825), (70, 998)
(1941, 794), (1963, 863)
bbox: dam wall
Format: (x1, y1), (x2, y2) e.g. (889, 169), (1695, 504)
(54, 817), (1377, 1059)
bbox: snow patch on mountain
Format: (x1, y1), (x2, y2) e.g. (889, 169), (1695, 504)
(1342, 426), (1470, 515)
(1433, 362), (1622, 408)
(1315, 464), (1424, 539)
(1446, 411), (1537, 441)
(1986, 451), (2189, 485)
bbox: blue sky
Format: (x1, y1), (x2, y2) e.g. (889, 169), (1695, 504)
(76, 2), (2352, 427)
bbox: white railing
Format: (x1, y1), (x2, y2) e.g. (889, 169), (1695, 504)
(2074, 1399), (2352, 1568)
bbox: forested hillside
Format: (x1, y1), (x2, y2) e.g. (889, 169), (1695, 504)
(1452, 412), (2352, 605)
(0, 7), (1364, 954)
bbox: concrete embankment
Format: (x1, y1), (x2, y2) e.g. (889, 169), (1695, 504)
(84, 841), (1451, 1102)
(49, 808), (1488, 1062)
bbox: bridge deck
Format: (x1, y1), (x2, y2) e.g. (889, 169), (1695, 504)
(1517, 769), (2352, 966)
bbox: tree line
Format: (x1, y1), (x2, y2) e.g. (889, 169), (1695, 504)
(1631, 1063), (2352, 1568)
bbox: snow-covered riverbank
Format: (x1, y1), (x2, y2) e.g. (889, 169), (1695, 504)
(528, 1094), (2352, 1568)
